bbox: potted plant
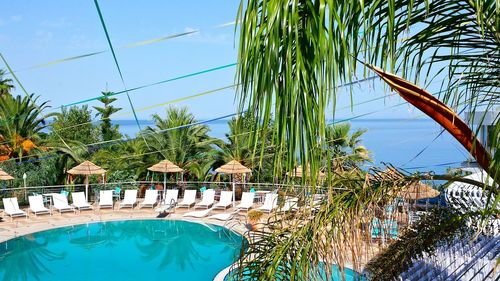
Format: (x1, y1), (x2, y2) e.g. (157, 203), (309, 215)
(246, 210), (264, 231)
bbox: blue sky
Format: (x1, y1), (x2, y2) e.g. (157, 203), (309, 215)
(1, 0), (436, 122)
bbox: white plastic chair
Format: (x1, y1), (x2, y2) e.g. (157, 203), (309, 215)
(28, 195), (51, 217)
(53, 193), (75, 214)
(71, 192), (93, 211)
(2, 197), (28, 220)
(183, 207), (213, 218)
(177, 190), (197, 209)
(119, 190), (138, 209)
(235, 192), (255, 211)
(280, 197), (298, 212)
(256, 193), (279, 213)
(208, 211), (238, 221)
(98, 190), (114, 210)
(213, 191), (233, 210)
(195, 189), (215, 209)
(155, 189), (179, 212)
(139, 189), (158, 209)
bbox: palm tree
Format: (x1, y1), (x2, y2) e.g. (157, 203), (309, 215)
(0, 94), (49, 161)
(235, 0), (499, 279)
(0, 69), (14, 96)
(188, 159), (216, 181)
(324, 123), (371, 172)
(92, 138), (149, 181)
(143, 106), (220, 179)
(217, 113), (277, 182)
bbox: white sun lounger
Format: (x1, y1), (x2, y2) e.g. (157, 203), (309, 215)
(72, 192), (94, 211)
(163, 189), (179, 205)
(98, 190), (114, 209)
(2, 197), (28, 220)
(208, 211), (238, 221)
(214, 191), (233, 210)
(139, 189), (158, 209)
(195, 189), (215, 209)
(119, 190), (138, 209)
(53, 193), (76, 214)
(183, 207), (213, 218)
(256, 193), (279, 213)
(28, 195), (51, 217)
(177, 190), (197, 209)
(236, 192), (255, 211)
(280, 197), (298, 212)
(155, 189), (179, 212)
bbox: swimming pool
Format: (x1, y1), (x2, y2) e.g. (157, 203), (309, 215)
(0, 220), (243, 281)
(225, 262), (366, 280)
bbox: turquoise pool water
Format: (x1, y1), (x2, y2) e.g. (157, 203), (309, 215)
(0, 220), (243, 281)
(226, 263), (365, 280)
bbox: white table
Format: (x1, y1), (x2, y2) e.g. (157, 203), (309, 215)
(255, 190), (270, 203)
(42, 193), (60, 207)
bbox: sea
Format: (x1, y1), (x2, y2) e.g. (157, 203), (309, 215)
(114, 119), (470, 174)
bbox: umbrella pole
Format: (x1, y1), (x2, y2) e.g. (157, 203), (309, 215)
(164, 173), (167, 201)
(232, 175), (236, 208)
(85, 175), (89, 202)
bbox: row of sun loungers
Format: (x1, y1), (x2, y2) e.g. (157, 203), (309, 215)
(0, 189), (291, 221)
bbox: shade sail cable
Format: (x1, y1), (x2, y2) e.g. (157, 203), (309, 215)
(93, 0), (149, 148)
(0, 53), (75, 154)
(60, 62), (237, 108)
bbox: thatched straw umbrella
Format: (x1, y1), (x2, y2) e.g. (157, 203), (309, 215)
(286, 165), (326, 178)
(0, 168), (14, 181)
(67, 161), (106, 201)
(397, 183), (440, 200)
(147, 159), (184, 196)
(376, 168), (440, 200)
(0, 168), (14, 199)
(215, 160), (251, 207)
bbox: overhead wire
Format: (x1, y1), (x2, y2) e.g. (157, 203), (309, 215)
(60, 62), (237, 108)
(0, 55), (470, 172)
(49, 84), (238, 134)
(93, 0), (148, 148)
(0, 53), (75, 154)
(0, 69), (462, 164)
(0, 24), (476, 171)
(8, 21), (236, 73)
(4, 87), (418, 166)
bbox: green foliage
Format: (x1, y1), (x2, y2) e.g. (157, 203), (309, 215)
(143, 106), (219, 180)
(188, 160), (215, 181)
(49, 105), (99, 145)
(0, 94), (49, 160)
(93, 91), (122, 141)
(235, 0), (499, 279)
(0, 157), (61, 187)
(106, 169), (136, 183)
(91, 138), (148, 180)
(233, 169), (403, 280)
(323, 123), (371, 172)
(0, 69), (14, 97)
(236, 0), (373, 185)
(217, 113), (277, 182)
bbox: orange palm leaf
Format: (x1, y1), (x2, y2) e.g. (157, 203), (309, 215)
(368, 65), (491, 171)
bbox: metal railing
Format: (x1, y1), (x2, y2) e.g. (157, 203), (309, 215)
(0, 181), (347, 208)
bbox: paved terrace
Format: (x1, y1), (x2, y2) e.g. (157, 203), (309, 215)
(0, 204), (250, 243)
